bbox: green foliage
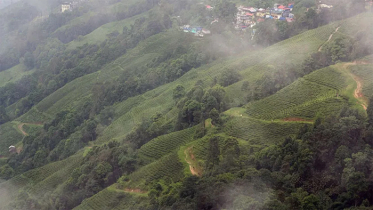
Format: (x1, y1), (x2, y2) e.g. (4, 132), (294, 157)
(1, 3), (373, 210)
(122, 152), (184, 188)
(214, 0), (237, 23)
(218, 68), (241, 87)
(205, 137), (220, 172)
(73, 187), (150, 210)
(209, 108), (222, 126)
(350, 65), (373, 98)
(173, 85), (186, 101)
(224, 117), (307, 145)
(245, 66), (350, 120)
(138, 127), (196, 164)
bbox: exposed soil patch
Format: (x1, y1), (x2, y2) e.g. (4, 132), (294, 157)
(282, 118), (313, 122)
(184, 147), (202, 177)
(17, 123), (28, 136)
(343, 62), (368, 110)
(16, 146), (22, 154)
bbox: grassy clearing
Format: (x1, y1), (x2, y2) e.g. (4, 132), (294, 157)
(21, 123), (43, 136)
(0, 64), (34, 87)
(67, 10), (151, 50)
(14, 107), (52, 123)
(0, 122), (23, 156)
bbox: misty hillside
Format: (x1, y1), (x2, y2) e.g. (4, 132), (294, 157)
(0, 0), (373, 209)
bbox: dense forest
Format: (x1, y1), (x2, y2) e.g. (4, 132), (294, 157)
(0, 0), (372, 209)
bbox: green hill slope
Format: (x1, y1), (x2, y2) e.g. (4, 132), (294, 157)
(0, 64), (34, 88)
(0, 6), (372, 210)
(0, 153), (83, 209)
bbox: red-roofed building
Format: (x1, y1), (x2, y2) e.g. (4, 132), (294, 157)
(277, 5), (285, 9)
(206, 5), (213, 10)
(246, 12), (254, 16)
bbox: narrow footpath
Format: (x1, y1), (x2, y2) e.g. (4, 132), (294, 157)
(184, 147), (202, 177)
(343, 62), (368, 110)
(124, 188), (147, 194)
(17, 122), (43, 136)
(318, 26), (340, 52)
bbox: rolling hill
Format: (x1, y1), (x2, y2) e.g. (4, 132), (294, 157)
(0, 0), (372, 209)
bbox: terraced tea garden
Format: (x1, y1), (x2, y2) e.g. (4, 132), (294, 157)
(123, 152), (184, 189)
(138, 126), (196, 164)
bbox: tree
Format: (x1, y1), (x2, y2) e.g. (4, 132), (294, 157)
(241, 81), (250, 91)
(215, 0), (237, 23)
(218, 68), (241, 87)
(205, 137), (220, 171)
(0, 106), (9, 125)
(324, 37), (352, 63)
(23, 52), (35, 70)
(209, 108), (221, 126)
(220, 137), (241, 172)
(173, 85), (186, 101)
(367, 96), (373, 126)
(179, 175), (199, 198)
(254, 20), (279, 46)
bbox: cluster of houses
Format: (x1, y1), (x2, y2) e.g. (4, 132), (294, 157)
(235, 3), (295, 31)
(61, 0), (87, 13)
(180, 25), (211, 37)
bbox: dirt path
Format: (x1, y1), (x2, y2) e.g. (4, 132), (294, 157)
(282, 118), (313, 122)
(351, 74), (367, 110)
(318, 26), (340, 52)
(343, 62), (368, 110)
(184, 147), (202, 177)
(17, 122), (43, 136)
(17, 123), (28, 136)
(124, 188), (147, 194)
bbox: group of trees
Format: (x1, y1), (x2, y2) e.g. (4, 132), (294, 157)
(145, 102), (373, 209)
(0, 7), (176, 125)
(174, 78), (230, 130)
(9, 141), (137, 210)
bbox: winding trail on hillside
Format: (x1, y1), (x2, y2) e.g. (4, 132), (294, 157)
(343, 62), (368, 110)
(124, 188), (147, 194)
(282, 118), (314, 122)
(17, 122), (43, 136)
(318, 26), (340, 52)
(17, 123), (28, 136)
(184, 147), (202, 177)
(223, 108), (314, 123)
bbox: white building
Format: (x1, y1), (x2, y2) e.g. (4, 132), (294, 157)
(61, 2), (72, 12)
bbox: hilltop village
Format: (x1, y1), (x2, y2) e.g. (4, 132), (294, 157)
(235, 3), (295, 31)
(180, 1), (339, 38)
(180, 3), (298, 38)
